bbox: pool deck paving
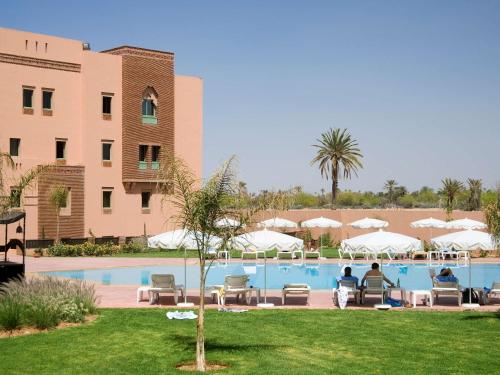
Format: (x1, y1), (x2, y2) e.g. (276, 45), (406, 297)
(9, 255), (500, 311)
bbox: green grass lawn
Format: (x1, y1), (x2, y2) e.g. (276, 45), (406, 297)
(113, 247), (342, 259)
(1, 309), (499, 374)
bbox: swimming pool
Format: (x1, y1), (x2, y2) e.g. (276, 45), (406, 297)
(43, 262), (500, 290)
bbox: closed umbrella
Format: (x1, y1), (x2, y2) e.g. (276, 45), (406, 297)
(432, 230), (494, 309)
(258, 217), (298, 229)
(348, 217), (389, 229)
(233, 229), (303, 307)
(445, 218), (487, 230)
(301, 217), (342, 258)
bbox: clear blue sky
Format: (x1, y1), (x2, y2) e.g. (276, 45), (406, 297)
(2, 1), (499, 193)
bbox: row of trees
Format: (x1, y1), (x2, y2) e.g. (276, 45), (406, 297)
(231, 181), (497, 211)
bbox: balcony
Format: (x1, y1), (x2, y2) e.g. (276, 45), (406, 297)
(141, 115), (157, 125)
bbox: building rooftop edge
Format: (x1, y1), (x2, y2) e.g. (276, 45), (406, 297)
(101, 45), (174, 56)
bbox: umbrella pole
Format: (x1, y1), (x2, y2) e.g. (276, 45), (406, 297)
(469, 254), (472, 305)
(320, 231), (323, 259)
(264, 253), (267, 304)
(177, 246), (194, 307)
(380, 252), (384, 305)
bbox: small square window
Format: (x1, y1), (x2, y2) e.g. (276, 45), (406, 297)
(141, 192), (151, 209)
(23, 88), (33, 108)
(102, 190), (112, 209)
(42, 90), (53, 110)
(10, 188), (21, 208)
(102, 96), (112, 114)
(9, 138), (20, 157)
(102, 143), (112, 161)
(56, 140), (66, 160)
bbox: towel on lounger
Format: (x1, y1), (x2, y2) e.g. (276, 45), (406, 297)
(337, 286), (349, 310)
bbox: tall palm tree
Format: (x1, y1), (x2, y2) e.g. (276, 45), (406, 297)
(311, 128), (363, 206)
(466, 178), (482, 211)
(440, 178), (464, 219)
(384, 180), (398, 206)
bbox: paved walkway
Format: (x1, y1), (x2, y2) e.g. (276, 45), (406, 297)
(8, 255), (500, 311)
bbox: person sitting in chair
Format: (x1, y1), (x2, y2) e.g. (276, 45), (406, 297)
(435, 268), (458, 283)
(336, 266), (359, 288)
(361, 262), (395, 288)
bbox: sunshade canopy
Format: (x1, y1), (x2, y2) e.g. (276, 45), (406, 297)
(232, 229), (303, 251)
(215, 218), (243, 228)
(341, 229), (422, 253)
(348, 217), (389, 229)
(258, 217), (298, 228)
(148, 229), (221, 249)
(301, 217), (342, 228)
(445, 218), (487, 230)
(431, 229), (494, 251)
(410, 217), (446, 229)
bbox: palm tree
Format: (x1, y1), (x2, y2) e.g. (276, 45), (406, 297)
(466, 178), (482, 211)
(311, 128), (363, 206)
(49, 185), (69, 244)
(384, 180), (398, 206)
(440, 178), (464, 220)
(0, 150), (15, 212)
(157, 156), (253, 372)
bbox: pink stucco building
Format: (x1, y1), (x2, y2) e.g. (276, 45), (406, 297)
(0, 28), (203, 241)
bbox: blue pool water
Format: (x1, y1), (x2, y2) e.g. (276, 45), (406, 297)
(43, 262), (500, 290)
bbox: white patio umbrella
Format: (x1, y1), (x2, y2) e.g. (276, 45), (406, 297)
(301, 217), (342, 258)
(410, 217), (447, 240)
(341, 229), (422, 255)
(348, 217), (389, 229)
(148, 229), (221, 307)
(257, 217), (298, 229)
(233, 229), (303, 307)
(431, 229), (494, 251)
(341, 229), (422, 309)
(215, 217), (243, 228)
(431, 229), (494, 309)
(445, 218), (487, 230)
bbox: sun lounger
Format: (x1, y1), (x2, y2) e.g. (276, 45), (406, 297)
(282, 283), (311, 305)
(333, 279), (360, 306)
(431, 279), (462, 306)
(361, 276), (387, 304)
(277, 250), (293, 260)
(220, 275), (257, 305)
(486, 281), (500, 301)
(148, 274), (184, 305)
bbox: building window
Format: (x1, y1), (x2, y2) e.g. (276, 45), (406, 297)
(10, 188), (21, 208)
(141, 87), (158, 124)
(141, 192), (151, 210)
(102, 93), (113, 117)
(23, 87), (34, 108)
(56, 139), (67, 160)
(151, 145), (160, 170)
(42, 89), (53, 110)
(102, 189), (113, 213)
(9, 138), (20, 157)
(138, 145), (148, 170)
(102, 142), (112, 161)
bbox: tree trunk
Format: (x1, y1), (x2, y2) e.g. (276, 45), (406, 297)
(196, 258), (206, 372)
(55, 211), (60, 244)
(331, 179), (338, 207)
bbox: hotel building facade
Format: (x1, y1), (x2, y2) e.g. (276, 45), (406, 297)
(0, 28), (203, 241)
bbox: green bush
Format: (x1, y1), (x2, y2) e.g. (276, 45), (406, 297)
(319, 232), (333, 247)
(0, 277), (97, 331)
(47, 242), (119, 257)
(121, 242), (146, 253)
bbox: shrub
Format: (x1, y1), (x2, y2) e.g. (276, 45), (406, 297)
(0, 276), (98, 330)
(47, 242), (119, 257)
(120, 242), (145, 253)
(319, 232), (333, 247)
